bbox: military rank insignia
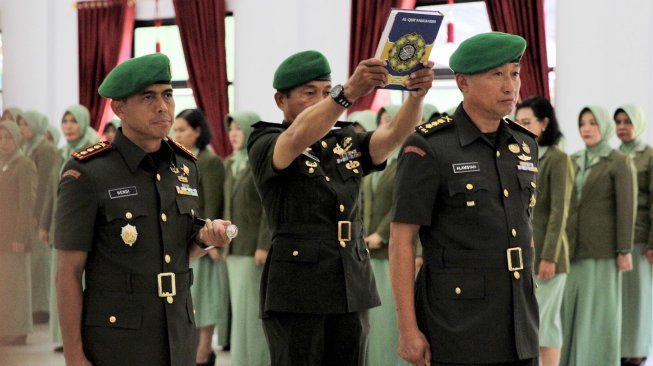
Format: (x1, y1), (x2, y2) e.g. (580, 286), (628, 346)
(72, 141), (112, 160)
(121, 223), (138, 246)
(416, 115), (453, 136)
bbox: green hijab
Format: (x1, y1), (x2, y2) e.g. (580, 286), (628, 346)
(46, 125), (61, 147)
(616, 104), (646, 155)
(574, 105), (614, 200)
(347, 110), (377, 132)
(224, 111), (261, 176)
(377, 104), (400, 126)
(21, 110), (47, 157)
(0, 120), (24, 169)
(3, 107), (23, 122)
(61, 105), (99, 159)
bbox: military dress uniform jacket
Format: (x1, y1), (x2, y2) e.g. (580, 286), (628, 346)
(392, 106), (539, 364)
(0, 155), (37, 252)
(566, 149), (637, 259)
(29, 139), (60, 223)
(54, 130), (200, 366)
(630, 145), (653, 249)
(224, 159), (271, 256)
(247, 121), (383, 315)
(532, 146), (573, 274)
(362, 159), (397, 260)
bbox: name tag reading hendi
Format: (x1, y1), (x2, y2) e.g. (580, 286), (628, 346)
(452, 162), (480, 174)
(108, 186), (138, 199)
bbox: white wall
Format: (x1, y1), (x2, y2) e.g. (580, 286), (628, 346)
(555, 0), (653, 153)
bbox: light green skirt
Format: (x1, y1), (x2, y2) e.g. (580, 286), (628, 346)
(535, 273), (566, 348)
(561, 258), (622, 366)
(0, 252), (33, 337)
(30, 238), (51, 313)
(366, 259), (409, 366)
(190, 255), (230, 330)
(621, 243), (653, 357)
(226, 255), (270, 366)
(49, 248), (61, 343)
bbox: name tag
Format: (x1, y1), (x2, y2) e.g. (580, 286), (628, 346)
(452, 162), (480, 174)
(108, 186), (138, 199)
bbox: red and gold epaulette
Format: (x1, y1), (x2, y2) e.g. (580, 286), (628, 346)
(71, 141), (112, 161)
(167, 138), (198, 161)
(416, 114), (454, 136)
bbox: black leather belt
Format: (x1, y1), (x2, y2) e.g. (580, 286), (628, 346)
(425, 247), (533, 271)
(85, 270), (193, 297)
(275, 221), (363, 241)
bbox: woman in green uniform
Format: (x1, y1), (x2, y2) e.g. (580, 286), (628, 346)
(615, 104), (653, 366)
(173, 108), (227, 366)
(0, 121), (37, 345)
(516, 96), (573, 366)
(223, 111), (272, 366)
(561, 105), (637, 366)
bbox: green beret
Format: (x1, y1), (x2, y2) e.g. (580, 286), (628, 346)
(449, 32), (526, 74)
(273, 50), (331, 91)
(99, 53), (172, 99)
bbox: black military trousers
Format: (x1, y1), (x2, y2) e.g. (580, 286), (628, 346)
(432, 358), (538, 366)
(262, 310), (369, 366)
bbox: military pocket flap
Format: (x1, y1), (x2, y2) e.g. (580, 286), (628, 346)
(83, 294), (142, 330)
(448, 176), (488, 196)
(432, 273), (485, 299)
(517, 172), (537, 191)
(176, 197), (198, 217)
(104, 201), (148, 222)
(271, 240), (319, 263)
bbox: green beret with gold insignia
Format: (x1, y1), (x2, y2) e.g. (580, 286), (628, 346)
(449, 32), (526, 74)
(99, 53), (172, 99)
(273, 50), (331, 91)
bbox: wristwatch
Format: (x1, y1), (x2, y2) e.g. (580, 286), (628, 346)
(330, 84), (352, 108)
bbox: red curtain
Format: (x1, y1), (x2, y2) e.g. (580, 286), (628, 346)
(484, 0), (550, 100)
(77, 0), (132, 130)
(349, 0), (415, 113)
(173, 0), (231, 157)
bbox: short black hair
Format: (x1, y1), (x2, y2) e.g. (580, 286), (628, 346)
(516, 96), (563, 147)
(175, 108), (213, 151)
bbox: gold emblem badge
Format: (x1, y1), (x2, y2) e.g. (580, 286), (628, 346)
(508, 144), (520, 154)
(177, 175), (189, 183)
(345, 160), (361, 170)
(517, 154), (532, 161)
(121, 224), (138, 246)
(529, 194), (537, 208)
(521, 143), (531, 154)
(182, 164), (190, 176)
(170, 165), (179, 174)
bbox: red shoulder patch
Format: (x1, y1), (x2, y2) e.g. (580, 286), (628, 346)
(403, 145), (426, 157)
(71, 141), (112, 161)
(167, 139), (198, 161)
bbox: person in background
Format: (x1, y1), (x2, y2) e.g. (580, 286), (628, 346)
(516, 96), (573, 366)
(0, 120), (37, 346)
(223, 111), (272, 366)
(422, 103), (440, 123)
(44, 125), (61, 146)
(2, 106), (23, 122)
(561, 105), (637, 366)
(173, 108), (228, 366)
(19, 110), (59, 325)
(60, 105), (100, 159)
(347, 110), (377, 133)
(103, 118), (121, 142)
(614, 104), (653, 366)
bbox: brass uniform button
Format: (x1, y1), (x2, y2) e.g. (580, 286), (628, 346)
(321, 141), (327, 148)
(308, 168), (315, 174)
(466, 201), (476, 207)
(455, 287), (462, 295)
(512, 229), (517, 237)
(292, 250), (299, 257)
(156, 173), (161, 181)
(339, 204), (345, 212)
(503, 189), (509, 197)
(191, 208), (195, 217)
(125, 212), (133, 220)
(466, 183), (474, 190)
(325, 176), (331, 182)
(339, 241), (346, 248)
(496, 150), (500, 158)
(167, 297), (174, 304)
(161, 213), (167, 222)
(513, 271), (521, 280)
(164, 254), (171, 263)
(109, 316), (117, 324)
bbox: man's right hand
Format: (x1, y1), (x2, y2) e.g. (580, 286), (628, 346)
(398, 328), (431, 366)
(343, 59), (389, 102)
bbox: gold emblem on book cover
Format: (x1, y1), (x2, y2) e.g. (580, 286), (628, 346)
(388, 32), (426, 72)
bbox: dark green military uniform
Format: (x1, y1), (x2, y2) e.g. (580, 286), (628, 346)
(392, 106), (539, 364)
(55, 129), (200, 365)
(248, 120), (383, 364)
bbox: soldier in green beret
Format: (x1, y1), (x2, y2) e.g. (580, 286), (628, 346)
(390, 32), (540, 366)
(247, 50), (434, 365)
(54, 53), (233, 366)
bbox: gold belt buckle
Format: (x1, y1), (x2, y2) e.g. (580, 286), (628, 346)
(506, 247), (523, 271)
(157, 272), (177, 298)
(338, 221), (351, 242)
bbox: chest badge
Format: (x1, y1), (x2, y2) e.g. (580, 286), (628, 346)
(182, 164), (190, 176)
(121, 224), (138, 247)
(305, 160), (318, 174)
(517, 154), (532, 161)
(508, 144), (520, 154)
(521, 142), (531, 154)
(177, 175), (189, 183)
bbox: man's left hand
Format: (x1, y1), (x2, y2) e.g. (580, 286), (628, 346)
(405, 61), (435, 98)
(198, 219), (232, 248)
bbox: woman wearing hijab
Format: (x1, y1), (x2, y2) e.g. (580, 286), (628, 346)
(102, 118), (121, 142)
(2, 106), (23, 122)
(0, 121), (38, 345)
(614, 104), (653, 366)
(223, 111), (271, 366)
(19, 110), (60, 323)
(173, 108), (227, 366)
(44, 125), (61, 146)
(515, 96), (573, 366)
(561, 105), (637, 366)
(60, 105), (100, 159)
